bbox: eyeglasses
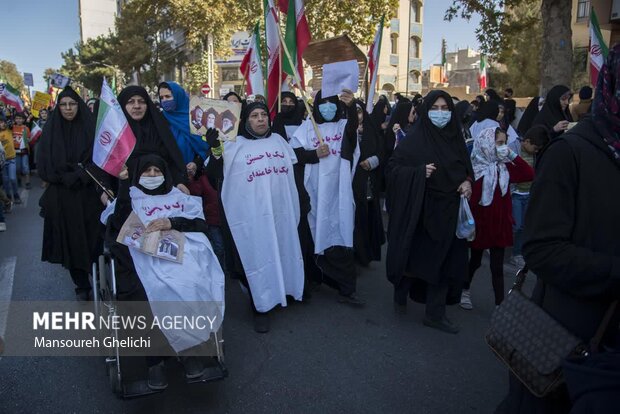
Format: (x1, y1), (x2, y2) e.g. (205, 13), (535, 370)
(58, 102), (78, 108)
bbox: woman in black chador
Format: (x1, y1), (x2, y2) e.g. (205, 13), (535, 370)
(37, 86), (104, 300)
(385, 90), (473, 334)
(352, 101), (384, 266)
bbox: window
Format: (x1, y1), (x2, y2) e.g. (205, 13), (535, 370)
(411, 1), (421, 24)
(410, 36), (421, 59)
(577, 0), (590, 21)
(391, 33), (398, 54)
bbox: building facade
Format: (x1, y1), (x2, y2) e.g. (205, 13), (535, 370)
(374, 0), (424, 99)
(572, 0), (620, 49)
(78, 0), (119, 42)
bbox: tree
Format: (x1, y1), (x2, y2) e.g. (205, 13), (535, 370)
(496, 0), (543, 96)
(0, 60), (25, 90)
(60, 35), (117, 94)
(110, 0), (181, 88)
(445, 0), (573, 94)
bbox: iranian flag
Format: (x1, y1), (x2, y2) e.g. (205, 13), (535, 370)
(93, 78), (136, 177)
(366, 17), (384, 114)
(240, 22), (266, 97)
(30, 121), (42, 145)
(479, 55), (488, 91)
(0, 82), (24, 112)
(283, 0), (311, 88)
(264, 0), (286, 117)
(590, 9), (609, 86)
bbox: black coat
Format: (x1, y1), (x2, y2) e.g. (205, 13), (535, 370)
(498, 118), (620, 413)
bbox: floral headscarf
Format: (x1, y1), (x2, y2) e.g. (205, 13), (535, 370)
(471, 127), (509, 206)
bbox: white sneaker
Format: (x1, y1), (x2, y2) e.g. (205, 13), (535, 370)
(0, 222), (6, 232)
(460, 289), (473, 310)
(510, 255), (525, 268)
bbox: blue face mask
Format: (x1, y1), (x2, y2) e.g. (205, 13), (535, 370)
(318, 102), (337, 122)
(161, 99), (176, 112)
(428, 110), (452, 129)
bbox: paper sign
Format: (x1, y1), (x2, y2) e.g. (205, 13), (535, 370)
(23, 73), (34, 87)
(31, 91), (52, 118)
(321, 60), (359, 98)
(189, 96), (242, 142)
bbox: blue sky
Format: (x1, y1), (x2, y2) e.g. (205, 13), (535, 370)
(1, 0), (479, 94)
(422, 0), (481, 68)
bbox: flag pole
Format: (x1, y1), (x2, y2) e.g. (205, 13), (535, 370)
(78, 163), (115, 201)
(276, 26), (323, 144)
(361, 59), (370, 104)
(277, 3), (282, 113)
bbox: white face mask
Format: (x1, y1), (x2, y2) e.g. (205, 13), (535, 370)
(139, 175), (165, 190)
(496, 144), (510, 159)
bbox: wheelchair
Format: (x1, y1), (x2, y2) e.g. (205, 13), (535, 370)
(92, 244), (228, 398)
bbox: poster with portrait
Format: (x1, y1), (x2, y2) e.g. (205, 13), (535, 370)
(117, 212), (185, 263)
(189, 97), (241, 142)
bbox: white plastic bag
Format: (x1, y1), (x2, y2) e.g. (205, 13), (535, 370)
(456, 196), (476, 241)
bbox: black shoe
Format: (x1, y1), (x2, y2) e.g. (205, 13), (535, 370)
(181, 356), (206, 379)
(147, 362), (168, 390)
(337, 293), (365, 307)
(394, 302), (407, 315)
(75, 289), (90, 301)
(423, 316), (460, 334)
(253, 313), (270, 333)
(13, 198), (22, 205)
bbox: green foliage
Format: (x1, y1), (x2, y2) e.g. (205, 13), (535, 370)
(0, 60), (25, 91)
(305, 0), (398, 45)
(60, 35), (117, 94)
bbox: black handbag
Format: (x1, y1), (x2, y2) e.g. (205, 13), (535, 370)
(485, 266), (618, 398)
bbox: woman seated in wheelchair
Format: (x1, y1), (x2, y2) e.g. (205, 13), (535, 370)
(105, 154), (225, 391)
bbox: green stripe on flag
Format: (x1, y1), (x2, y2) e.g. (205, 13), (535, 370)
(591, 9), (609, 59)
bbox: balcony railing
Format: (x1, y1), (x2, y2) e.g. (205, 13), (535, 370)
(410, 22), (423, 38)
(408, 58), (422, 70)
(390, 19), (399, 33)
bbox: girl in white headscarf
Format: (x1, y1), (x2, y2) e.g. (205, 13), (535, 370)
(459, 127), (534, 311)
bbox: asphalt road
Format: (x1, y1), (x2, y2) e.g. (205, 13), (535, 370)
(0, 177), (529, 414)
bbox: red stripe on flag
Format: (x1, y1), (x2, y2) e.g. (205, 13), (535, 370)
(102, 124), (136, 176)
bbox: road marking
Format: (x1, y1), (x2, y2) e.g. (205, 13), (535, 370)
(0, 257), (17, 356)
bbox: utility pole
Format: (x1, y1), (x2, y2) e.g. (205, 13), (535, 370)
(207, 34), (214, 98)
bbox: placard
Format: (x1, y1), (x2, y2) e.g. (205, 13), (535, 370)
(189, 97), (242, 142)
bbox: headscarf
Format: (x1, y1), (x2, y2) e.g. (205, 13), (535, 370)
(485, 89), (503, 103)
(387, 101), (414, 133)
(223, 91), (243, 103)
(158, 81), (208, 163)
(470, 128), (509, 206)
(312, 90), (343, 124)
(117, 85), (185, 180)
(355, 100), (380, 160)
(132, 154), (174, 196)
(241, 102), (272, 140)
(517, 96), (541, 135)
(392, 90), (473, 194)
(272, 91), (304, 140)
(36, 86), (95, 183)
(592, 43), (620, 164)
(532, 85), (573, 130)
(470, 100), (500, 140)
(455, 100), (473, 140)
(369, 98), (390, 132)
